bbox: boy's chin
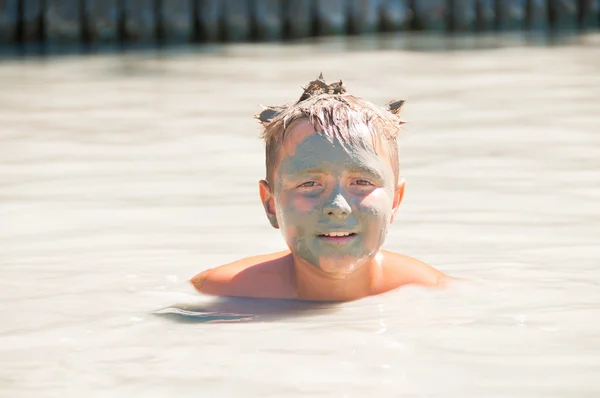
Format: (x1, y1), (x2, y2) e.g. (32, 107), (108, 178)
(316, 255), (370, 277)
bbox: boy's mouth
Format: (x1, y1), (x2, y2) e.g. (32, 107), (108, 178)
(317, 232), (358, 243)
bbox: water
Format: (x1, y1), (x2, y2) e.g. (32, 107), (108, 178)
(1, 34), (600, 397)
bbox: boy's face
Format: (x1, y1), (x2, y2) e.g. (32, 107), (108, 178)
(260, 119), (404, 276)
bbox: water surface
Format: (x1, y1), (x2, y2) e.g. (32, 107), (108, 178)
(1, 34), (600, 397)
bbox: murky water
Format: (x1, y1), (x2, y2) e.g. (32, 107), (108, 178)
(1, 34), (600, 397)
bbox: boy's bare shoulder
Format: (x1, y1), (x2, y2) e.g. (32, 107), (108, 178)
(379, 250), (450, 291)
(190, 251), (296, 299)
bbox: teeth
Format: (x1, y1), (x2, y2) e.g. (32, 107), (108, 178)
(324, 232), (352, 237)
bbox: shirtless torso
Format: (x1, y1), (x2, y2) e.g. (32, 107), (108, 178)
(191, 250), (448, 302)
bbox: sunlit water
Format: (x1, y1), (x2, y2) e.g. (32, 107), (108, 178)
(1, 34), (600, 397)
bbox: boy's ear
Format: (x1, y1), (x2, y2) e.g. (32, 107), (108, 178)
(259, 180), (279, 229)
(390, 178), (406, 223)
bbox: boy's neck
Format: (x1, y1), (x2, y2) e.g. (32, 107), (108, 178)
(292, 253), (383, 301)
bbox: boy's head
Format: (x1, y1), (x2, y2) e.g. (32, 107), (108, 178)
(256, 75), (407, 275)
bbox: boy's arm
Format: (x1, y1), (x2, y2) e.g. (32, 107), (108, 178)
(190, 265), (263, 298)
(405, 257), (452, 288)
(190, 268), (214, 293)
(190, 262), (260, 298)
(381, 251), (453, 290)
(190, 251), (296, 299)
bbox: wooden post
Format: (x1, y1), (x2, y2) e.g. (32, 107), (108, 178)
(284, 0), (313, 39)
(0, 0), (18, 43)
(122, 0), (156, 43)
(380, 0), (410, 31)
(548, 0), (579, 30)
(579, 0), (600, 29)
(348, 0), (381, 34)
(412, 0), (448, 31)
(476, 0), (496, 31)
(158, 0), (193, 42)
(496, 0), (526, 30)
(196, 0), (221, 42)
(45, 0), (82, 43)
(222, 0), (251, 41)
(451, 0), (477, 31)
(83, 0), (120, 43)
(527, 0), (549, 30)
(253, 0), (283, 41)
(21, 0), (44, 42)
(315, 0), (347, 36)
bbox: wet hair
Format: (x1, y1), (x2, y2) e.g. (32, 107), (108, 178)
(255, 74), (406, 187)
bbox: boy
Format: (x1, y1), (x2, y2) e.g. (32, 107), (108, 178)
(191, 75), (450, 302)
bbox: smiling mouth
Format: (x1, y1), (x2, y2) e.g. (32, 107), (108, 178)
(319, 232), (356, 237)
(317, 232), (358, 242)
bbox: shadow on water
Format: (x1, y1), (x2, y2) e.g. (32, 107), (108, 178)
(153, 297), (340, 324)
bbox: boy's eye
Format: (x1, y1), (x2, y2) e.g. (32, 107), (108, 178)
(297, 181), (320, 188)
(353, 179), (373, 186)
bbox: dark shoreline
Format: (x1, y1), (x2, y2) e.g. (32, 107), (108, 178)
(0, 0), (598, 51)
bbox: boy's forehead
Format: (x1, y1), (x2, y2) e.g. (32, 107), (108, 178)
(281, 119), (318, 158)
(277, 118), (394, 175)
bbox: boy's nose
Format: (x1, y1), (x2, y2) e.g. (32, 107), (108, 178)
(323, 194), (352, 220)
